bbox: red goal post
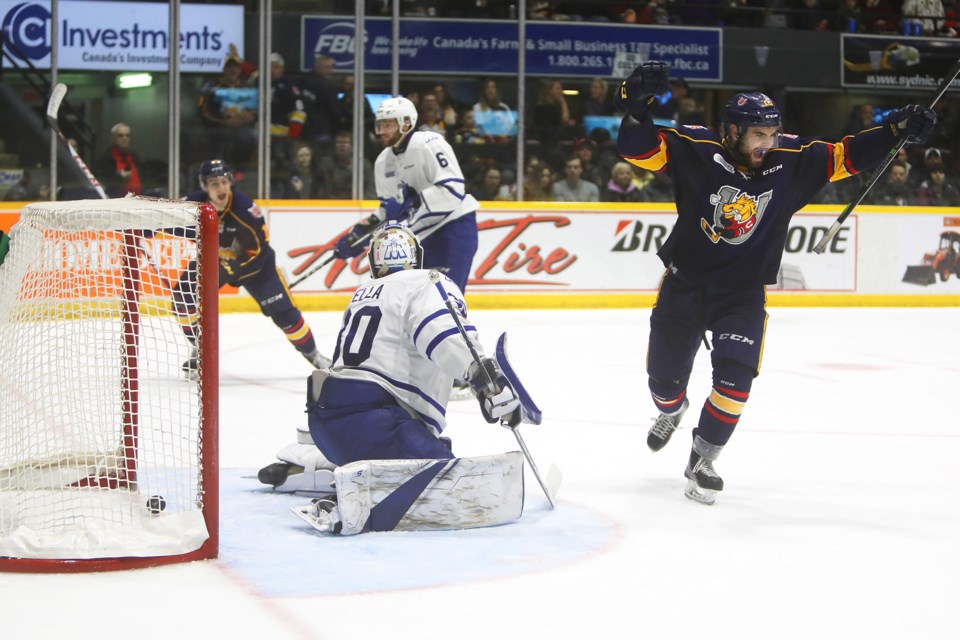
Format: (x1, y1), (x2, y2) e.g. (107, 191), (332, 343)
(0, 197), (219, 572)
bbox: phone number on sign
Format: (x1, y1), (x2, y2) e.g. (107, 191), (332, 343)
(546, 54), (611, 69)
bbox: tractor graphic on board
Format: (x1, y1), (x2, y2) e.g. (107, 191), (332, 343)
(902, 231), (960, 285)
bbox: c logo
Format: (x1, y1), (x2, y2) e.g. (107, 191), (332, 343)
(2, 2), (52, 61)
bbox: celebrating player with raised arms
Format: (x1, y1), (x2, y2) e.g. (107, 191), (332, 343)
(616, 61), (937, 505)
(257, 223), (539, 535)
(174, 159), (332, 378)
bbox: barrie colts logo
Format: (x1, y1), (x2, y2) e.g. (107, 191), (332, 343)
(701, 186), (772, 245)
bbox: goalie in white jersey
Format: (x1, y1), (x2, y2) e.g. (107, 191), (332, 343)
(333, 96), (479, 293)
(259, 223), (533, 534)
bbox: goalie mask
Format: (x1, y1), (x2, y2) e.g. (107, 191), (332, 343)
(368, 222), (422, 278)
(375, 97), (418, 146)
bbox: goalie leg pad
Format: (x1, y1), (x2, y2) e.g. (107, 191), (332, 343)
(332, 451), (525, 535)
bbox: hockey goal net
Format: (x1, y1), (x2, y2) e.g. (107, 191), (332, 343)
(0, 197), (219, 571)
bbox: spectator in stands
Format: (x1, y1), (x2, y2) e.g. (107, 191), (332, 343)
(795, 0), (835, 30)
(901, 0), (946, 35)
(844, 103), (875, 136)
(867, 159), (915, 206)
(573, 138), (606, 187)
(269, 53), (307, 167)
(762, 0), (793, 28)
(583, 77), (616, 117)
(279, 142), (324, 199)
(197, 56), (257, 165)
(417, 92), (448, 138)
(96, 123), (141, 197)
(839, 0), (867, 32)
(301, 55), (343, 150)
(601, 161), (645, 202)
(451, 109), (485, 144)
(318, 130), (376, 199)
(917, 166), (960, 206)
(551, 155), (599, 202)
(473, 78), (517, 141)
(531, 79), (577, 152)
(522, 159), (555, 201)
(472, 165), (513, 201)
(863, 0), (899, 32)
(639, 170), (674, 202)
(677, 97), (708, 127)
(431, 83), (461, 128)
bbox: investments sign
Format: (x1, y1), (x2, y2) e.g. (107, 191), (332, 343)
(1, 0), (244, 72)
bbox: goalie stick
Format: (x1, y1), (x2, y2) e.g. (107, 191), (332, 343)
(813, 57), (960, 255)
(429, 269), (559, 509)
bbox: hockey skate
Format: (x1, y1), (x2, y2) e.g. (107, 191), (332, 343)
(181, 346), (198, 382)
(257, 461), (303, 487)
(647, 398), (689, 452)
(291, 497), (342, 534)
(304, 349), (333, 369)
(684, 449), (724, 505)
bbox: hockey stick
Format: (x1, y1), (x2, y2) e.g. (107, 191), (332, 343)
(46, 83), (108, 199)
(48, 83), (175, 290)
(813, 57), (960, 255)
(288, 215), (383, 289)
(429, 270), (557, 509)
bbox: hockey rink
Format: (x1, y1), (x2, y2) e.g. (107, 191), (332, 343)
(3, 305), (959, 639)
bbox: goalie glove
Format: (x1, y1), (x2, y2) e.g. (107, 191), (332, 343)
(615, 61), (670, 120)
(883, 105), (937, 144)
(468, 357), (522, 428)
(334, 214), (381, 259)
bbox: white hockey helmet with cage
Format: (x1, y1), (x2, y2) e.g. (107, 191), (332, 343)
(375, 97), (418, 138)
(368, 222), (423, 278)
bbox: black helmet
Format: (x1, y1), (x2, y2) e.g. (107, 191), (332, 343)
(722, 92), (781, 137)
(198, 159), (233, 187)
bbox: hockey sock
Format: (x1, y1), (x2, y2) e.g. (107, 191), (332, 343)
(693, 359), (754, 447)
(648, 376), (687, 415)
(277, 312), (317, 356)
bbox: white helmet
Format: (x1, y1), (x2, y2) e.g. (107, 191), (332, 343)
(375, 96), (418, 140)
(368, 222), (422, 278)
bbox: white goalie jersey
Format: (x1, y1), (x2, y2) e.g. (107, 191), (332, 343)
(374, 130), (479, 240)
(327, 269), (482, 432)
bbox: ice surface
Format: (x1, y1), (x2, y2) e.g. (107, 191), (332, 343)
(2, 307), (958, 639)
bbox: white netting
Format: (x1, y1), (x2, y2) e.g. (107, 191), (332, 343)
(0, 197), (214, 561)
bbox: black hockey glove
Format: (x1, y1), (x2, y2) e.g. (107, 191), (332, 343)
(468, 357), (521, 428)
(883, 105), (937, 144)
(615, 61), (670, 120)
(333, 215), (380, 259)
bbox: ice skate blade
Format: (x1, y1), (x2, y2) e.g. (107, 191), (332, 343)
(290, 503), (340, 533)
(684, 479), (718, 505)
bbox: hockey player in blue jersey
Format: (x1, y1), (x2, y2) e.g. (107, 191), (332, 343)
(175, 159), (331, 378)
(616, 62), (937, 505)
(258, 223), (535, 535)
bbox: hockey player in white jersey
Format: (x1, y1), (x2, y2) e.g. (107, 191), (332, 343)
(259, 223), (534, 534)
(333, 96), (479, 294)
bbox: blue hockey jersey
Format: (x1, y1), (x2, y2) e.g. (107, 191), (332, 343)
(617, 115), (900, 287)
